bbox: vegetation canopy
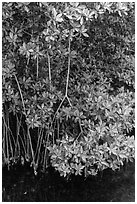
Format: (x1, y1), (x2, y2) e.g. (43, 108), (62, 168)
(2, 2), (135, 178)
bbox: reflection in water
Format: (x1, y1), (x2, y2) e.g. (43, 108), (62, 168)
(2, 162), (135, 202)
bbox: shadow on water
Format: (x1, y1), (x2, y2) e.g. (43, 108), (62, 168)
(2, 161), (135, 202)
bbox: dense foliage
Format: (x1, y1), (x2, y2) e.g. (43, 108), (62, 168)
(2, 2), (135, 177)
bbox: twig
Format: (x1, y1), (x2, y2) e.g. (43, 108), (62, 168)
(6, 120), (9, 168)
(14, 114), (19, 157)
(27, 126), (36, 167)
(36, 130), (44, 166)
(51, 31), (72, 123)
(36, 55), (39, 79)
(26, 126), (30, 160)
(36, 38), (39, 79)
(72, 119), (83, 143)
(14, 74), (26, 116)
(65, 32), (71, 97)
(43, 131), (50, 171)
(47, 51), (52, 86)
(57, 119), (60, 139)
(8, 128), (14, 159)
(2, 114), (16, 146)
(66, 95), (72, 107)
(35, 127), (43, 161)
(18, 134), (26, 156)
(52, 96), (66, 123)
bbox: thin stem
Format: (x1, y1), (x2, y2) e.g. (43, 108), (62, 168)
(36, 54), (39, 79)
(14, 74), (26, 116)
(73, 119), (83, 143)
(2, 119), (6, 162)
(36, 38), (39, 79)
(6, 121), (9, 168)
(2, 149), (6, 165)
(18, 134), (26, 156)
(3, 115), (16, 146)
(22, 125), (28, 155)
(14, 114), (22, 158)
(27, 126), (35, 167)
(66, 95), (72, 107)
(36, 129), (44, 166)
(52, 96), (66, 123)
(43, 132), (50, 171)
(47, 51), (51, 85)
(26, 126), (30, 159)
(4, 109), (10, 168)
(50, 32), (72, 135)
(26, 56), (30, 76)
(8, 129), (14, 159)
(65, 32), (71, 97)
(35, 127), (43, 158)
(57, 119), (60, 139)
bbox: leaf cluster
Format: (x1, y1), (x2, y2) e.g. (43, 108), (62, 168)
(2, 2), (135, 176)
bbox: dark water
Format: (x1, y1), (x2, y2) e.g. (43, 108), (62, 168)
(2, 162), (135, 202)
